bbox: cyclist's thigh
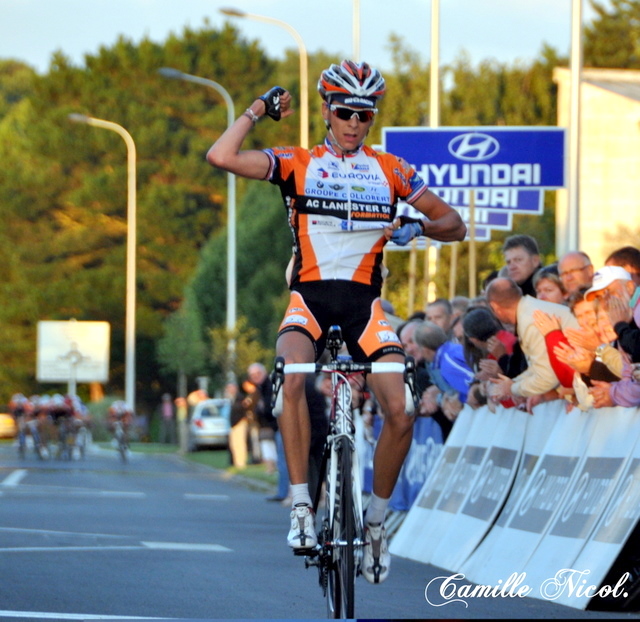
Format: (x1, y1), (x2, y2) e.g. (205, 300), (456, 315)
(345, 297), (404, 362)
(277, 329), (315, 363)
(366, 361), (406, 416)
(276, 290), (324, 361)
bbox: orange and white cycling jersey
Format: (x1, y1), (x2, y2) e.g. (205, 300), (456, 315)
(265, 139), (428, 290)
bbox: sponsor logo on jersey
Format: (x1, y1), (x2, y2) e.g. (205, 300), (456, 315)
(377, 330), (400, 344)
(283, 314), (308, 326)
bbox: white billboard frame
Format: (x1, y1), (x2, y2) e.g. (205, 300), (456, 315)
(37, 320), (110, 383)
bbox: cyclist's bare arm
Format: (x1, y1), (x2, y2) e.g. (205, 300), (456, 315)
(206, 90), (294, 180)
(410, 189), (467, 242)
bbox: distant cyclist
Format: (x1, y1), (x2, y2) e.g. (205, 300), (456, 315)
(107, 400), (133, 455)
(207, 60), (466, 583)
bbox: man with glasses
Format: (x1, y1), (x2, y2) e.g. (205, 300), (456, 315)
(558, 250), (594, 295)
(206, 60), (466, 583)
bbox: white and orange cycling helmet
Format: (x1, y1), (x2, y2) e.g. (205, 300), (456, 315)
(317, 60), (386, 110)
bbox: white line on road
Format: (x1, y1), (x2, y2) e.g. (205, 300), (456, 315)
(0, 546), (143, 553)
(0, 610), (168, 619)
(183, 493), (229, 501)
(3, 485), (146, 498)
(1, 469), (27, 487)
(0, 542), (232, 553)
(141, 541), (232, 552)
(0, 526), (131, 538)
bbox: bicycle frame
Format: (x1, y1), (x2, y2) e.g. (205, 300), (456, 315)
(271, 325), (418, 619)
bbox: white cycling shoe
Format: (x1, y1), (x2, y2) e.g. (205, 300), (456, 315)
(362, 522), (390, 584)
(287, 504), (317, 550)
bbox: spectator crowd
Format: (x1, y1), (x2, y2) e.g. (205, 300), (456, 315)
(223, 237), (640, 507)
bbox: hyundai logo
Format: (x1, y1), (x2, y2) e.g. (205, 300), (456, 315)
(448, 132), (500, 161)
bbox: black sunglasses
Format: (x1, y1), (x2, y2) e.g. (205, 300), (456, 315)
(330, 105), (377, 123)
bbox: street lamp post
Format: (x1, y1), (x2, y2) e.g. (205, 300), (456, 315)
(220, 7), (309, 149)
(68, 113), (137, 410)
(158, 68), (237, 373)
(352, 0), (360, 62)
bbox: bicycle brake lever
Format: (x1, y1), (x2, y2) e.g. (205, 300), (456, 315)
(404, 356), (420, 412)
(270, 357), (285, 409)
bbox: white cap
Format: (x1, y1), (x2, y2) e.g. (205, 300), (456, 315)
(585, 266), (632, 300)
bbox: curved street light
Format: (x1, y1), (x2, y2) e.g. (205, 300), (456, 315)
(68, 113), (137, 410)
(220, 7), (309, 149)
(158, 67), (237, 373)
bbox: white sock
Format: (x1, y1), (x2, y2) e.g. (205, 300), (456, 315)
(365, 493), (389, 526)
(290, 484), (312, 508)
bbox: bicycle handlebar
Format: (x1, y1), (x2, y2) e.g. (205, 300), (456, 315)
(270, 355), (421, 412)
(282, 361), (406, 374)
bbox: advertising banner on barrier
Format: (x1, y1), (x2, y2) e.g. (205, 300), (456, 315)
(459, 403), (561, 582)
(362, 413), (444, 508)
(388, 416), (444, 511)
(521, 406), (640, 597)
(428, 406), (527, 570)
(392, 402), (640, 611)
(463, 403), (598, 587)
(552, 407), (640, 609)
(389, 406), (475, 561)
(391, 406), (500, 563)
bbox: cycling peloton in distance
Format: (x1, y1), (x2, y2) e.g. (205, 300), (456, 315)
(207, 60), (466, 583)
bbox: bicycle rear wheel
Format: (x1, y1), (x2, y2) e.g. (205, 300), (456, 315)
(326, 435), (355, 619)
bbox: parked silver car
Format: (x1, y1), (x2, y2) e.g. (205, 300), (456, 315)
(187, 398), (230, 451)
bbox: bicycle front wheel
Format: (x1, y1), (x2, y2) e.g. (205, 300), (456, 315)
(326, 435), (355, 619)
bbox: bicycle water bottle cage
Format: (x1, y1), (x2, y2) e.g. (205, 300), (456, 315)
(326, 325), (344, 360)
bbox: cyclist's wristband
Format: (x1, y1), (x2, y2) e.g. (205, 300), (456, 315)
(243, 108), (260, 125)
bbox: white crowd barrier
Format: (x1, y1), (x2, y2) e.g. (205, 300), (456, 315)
(390, 401), (640, 610)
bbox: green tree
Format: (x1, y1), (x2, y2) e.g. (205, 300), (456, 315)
(584, 0), (640, 68)
(209, 316), (274, 387)
(156, 294), (208, 398)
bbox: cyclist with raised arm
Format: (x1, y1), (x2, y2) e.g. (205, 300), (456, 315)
(207, 60), (466, 583)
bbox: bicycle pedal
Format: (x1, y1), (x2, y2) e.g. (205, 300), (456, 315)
(294, 541), (321, 557)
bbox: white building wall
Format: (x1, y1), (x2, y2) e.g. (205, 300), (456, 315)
(554, 68), (640, 268)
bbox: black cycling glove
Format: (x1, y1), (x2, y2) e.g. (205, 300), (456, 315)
(259, 86), (286, 121)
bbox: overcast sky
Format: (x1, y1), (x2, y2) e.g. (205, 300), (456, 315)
(0, 0), (601, 75)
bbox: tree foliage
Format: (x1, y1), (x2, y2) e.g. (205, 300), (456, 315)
(584, 0), (640, 68)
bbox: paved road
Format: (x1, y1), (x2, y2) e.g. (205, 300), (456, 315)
(0, 442), (632, 621)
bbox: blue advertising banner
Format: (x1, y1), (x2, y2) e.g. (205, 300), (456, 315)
(363, 415), (444, 511)
(434, 187), (544, 214)
(383, 127), (566, 189)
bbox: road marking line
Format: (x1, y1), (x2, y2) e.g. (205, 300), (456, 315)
(0, 526), (130, 538)
(141, 541), (232, 552)
(3, 486), (145, 498)
(0, 610), (168, 620)
(1, 469), (27, 487)
(183, 493), (229, 501)
(0, 546), (143, 553)
(0, 542), (232, 553)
